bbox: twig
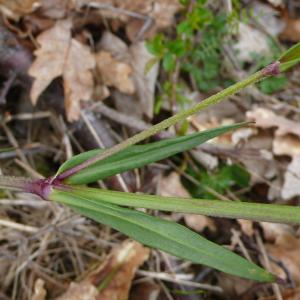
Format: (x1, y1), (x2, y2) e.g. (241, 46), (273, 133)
(0, 219), (38, 233)
(14, 159), (44, 179)
(137, 270), (223, 292)
(255, 231), (283, 300)
(91, 102), (151, 131)
(85, 2), (152, 21)
(0, 175), (32, 191)
(3, 111), (51, 123)
(1, 123), (29, 165)
(0, 199), (47, 207)
(231, 228), (253, 262)
(80, 110), (129, 192)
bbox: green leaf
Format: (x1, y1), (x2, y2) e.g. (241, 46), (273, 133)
(279, 43), (300, 63)
(279, 58), (300, 73)
(50, 189), (275, 282)
(259, 75), (287, 94)
(64, 186), (300, 225)
(146, 34), (165, 56)
(163, 52), (176, 72)
(278, 43), (300, 72)
(57, 122), (250, 185)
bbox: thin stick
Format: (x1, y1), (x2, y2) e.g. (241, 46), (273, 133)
(0, 219), (38, 233)
(255, 231), (283, 300)
(0, 176), (32, 191)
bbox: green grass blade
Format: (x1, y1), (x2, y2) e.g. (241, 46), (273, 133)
(57, 122), (249, 185)
(66, 187), (300, 225)
(50, 190), (275, 282)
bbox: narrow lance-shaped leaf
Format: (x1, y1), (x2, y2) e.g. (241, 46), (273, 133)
(56, 122), (250, 185)
(62, 187), (300, 225)
(49, 189), (275, 282)
(278, 42), (300, 72)
(279, 43), (300, 63)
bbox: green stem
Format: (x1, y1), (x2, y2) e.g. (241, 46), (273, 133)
(52, 186), (300, 224)
(57, 70), (264, 180)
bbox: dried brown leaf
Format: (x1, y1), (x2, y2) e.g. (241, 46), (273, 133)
(282, 156), (300, 199)
(260, 222), (294, 243)
(260, 222), (299, 284)
(78, 0), (182, 36)
(130, 42), (158, 119)
(280, 17), (300, 42)
(247, 108), (300, 138)
(266, 233), (300, 284)
(40, 0), (75, 19)
(29, 19), (95, 121)
(273, 135), (300, 157)
(237, 219), (254, 237)
(259, 287), (300, 300)
(32, 279), (47, 300)
(184, 214), (216, 232)
(95, 51), (135, 95)
(55, 282), (98, 300)
(247, 108), (300, 197)
(90, 240), (149, 300)
(0, 0), (40, 19)
(130, 281), (160, 300)
(158, 172), (190, 198)
(55, 240), (149, 300)
(272, 128), (300, 199)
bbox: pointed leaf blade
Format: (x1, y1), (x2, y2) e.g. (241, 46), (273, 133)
(57, 122), (250, 185)
(66, 187), (300, 225)
(279, 43), (300, 63)
(50, 189), (275, 282)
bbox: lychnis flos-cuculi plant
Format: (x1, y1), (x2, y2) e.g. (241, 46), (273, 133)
(1, 43), (300, 282)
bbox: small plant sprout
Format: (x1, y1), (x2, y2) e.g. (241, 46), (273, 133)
(1, 43), (300, 282)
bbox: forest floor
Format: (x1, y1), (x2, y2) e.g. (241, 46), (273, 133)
(1, 1), (300, 299)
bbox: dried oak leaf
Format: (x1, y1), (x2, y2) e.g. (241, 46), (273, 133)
(90, 240), (149, 300)
(95, 51), (135, 95)
(273, 135), (300, 199)
(29, 19), (95, 121)
(32, 279), (47, 300)
(55, 240), (149, 300)
(247, 108), (300, 199)
(0, 0), (40, 19)
(246, 108), (300, 138)
(259, 287), (300, 300)
(80, 0), (179, 40)
(280, 15), (300, 42)
(55, 282), (98, 300)
(98, 31), (158, 119)
(40, 0), (75, 19)
(266, 233), (300, 284)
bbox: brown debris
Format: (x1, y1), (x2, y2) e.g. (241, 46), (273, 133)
(29, 19), (95, 121)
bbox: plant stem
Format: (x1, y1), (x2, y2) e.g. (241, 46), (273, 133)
(57, 69), (267, 181)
